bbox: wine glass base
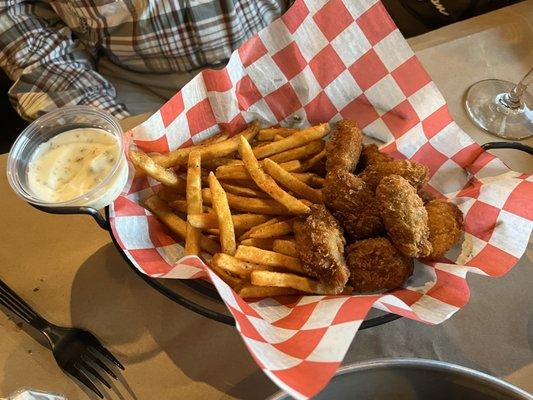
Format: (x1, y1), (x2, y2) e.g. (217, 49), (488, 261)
(465, 79), (533, 140)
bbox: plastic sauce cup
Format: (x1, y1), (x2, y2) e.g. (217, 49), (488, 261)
(7, 106), (129, 210)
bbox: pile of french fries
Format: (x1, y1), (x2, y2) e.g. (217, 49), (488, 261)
(129, 121), (336, 298)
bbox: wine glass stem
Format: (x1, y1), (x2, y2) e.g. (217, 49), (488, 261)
(500, 67), (533, 109)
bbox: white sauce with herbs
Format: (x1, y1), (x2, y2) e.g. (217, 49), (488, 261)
(27, 128), (121, 203)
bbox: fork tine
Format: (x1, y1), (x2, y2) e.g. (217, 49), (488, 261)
(90, 342), (124, 370)
(85, 352), (117, 380)
(69, 365), (104, 399)
(79, 360), (111, 389)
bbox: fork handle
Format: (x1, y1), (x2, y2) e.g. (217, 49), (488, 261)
(0, 279), (48, 330)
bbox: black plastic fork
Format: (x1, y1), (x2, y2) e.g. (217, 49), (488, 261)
(0, 279), (124, 398)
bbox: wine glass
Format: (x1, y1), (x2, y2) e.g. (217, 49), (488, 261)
(465, 67), (533, 140)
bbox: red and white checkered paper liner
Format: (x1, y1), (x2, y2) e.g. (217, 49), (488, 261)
(109, 1), (533, 398)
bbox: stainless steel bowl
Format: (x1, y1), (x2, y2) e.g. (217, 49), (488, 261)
(267, 358), (532, 400)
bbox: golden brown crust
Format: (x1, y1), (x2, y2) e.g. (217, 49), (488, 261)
(293, 204), (349, 294)
(376, 175), (432, 258)
(356, 144), (393, 172)
(325, 120), (363, 174)
(360, 159), (429, 191)
(323, 169), (384, 241)
(425, 199), (464, 259)
(346, 238), (414, 292)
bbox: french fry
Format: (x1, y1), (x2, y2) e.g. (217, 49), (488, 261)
(133, 150), (173, 179)
(220, 182), (269, 198)
(272, 239), (298, 257)
(235, 245), (304, 274)
(211, 253), (274, 278)
(297, 148), (327, 172)
(277, 160), (301, 171)
(239, 217), (282, 240)
(281, 173), (323, 187)
(151, 131), (230, 176)
(196, 123), (258, 163)
(169, 199), (188, 213)
(143, 195), (220, 254)
(248, 219), (294, 239)
(263, 159), (322, 203)
(300, 199), (313, 207)
(310, 176), (325, 188)
(215, 160), (301, 181)
(157, 188), (183, 203)
(153, 122), (259, 167)
(238, 137), (310, 215)
(239, 238), (276, 250)
(215, 175), (313, 192)
(202, 189), (292, 215)
(150, 132), (227, 168)
(257, 128), (296, 141)
(257, 133), (274, 142)
(199, 131), (230, 145)
(208, 172), (236, 255)
(209, 263), (242, 288)
(129, 150), (186, 190)
(273, 134), (285, 141)
(207, 228), (250, 238)
(268, 140), (324, 164)
(188, 213), (270, 230)
(202, 157), (237, 170)
(238, 284), (300, 298)
(253, 123), (330, 159)
(215, 164), (250, 180)
(252, 141), (271, 150)
(251, 270), (328, 294)
(185, 151), (202, 255)
(227, 179), (264, 190)
(291, 173), (315, 184)
(169, 199), (209, 213)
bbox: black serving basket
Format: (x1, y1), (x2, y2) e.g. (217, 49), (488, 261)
(32, 142), (533, 328)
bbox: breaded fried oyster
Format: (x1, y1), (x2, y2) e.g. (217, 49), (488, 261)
(325, 120), (363, 174)
(376, 175), (432, 258)
(323, 169), (383, 240)
(346, 238), (414, 292)
(360, 159), (429, 191)
(356, 143), (393, 172)
(293, 204), (350, 294)
(425, 199), (464, 259)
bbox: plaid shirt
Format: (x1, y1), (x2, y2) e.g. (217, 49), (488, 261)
(0, 0), (288, 120)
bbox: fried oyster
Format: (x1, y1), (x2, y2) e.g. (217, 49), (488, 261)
(360, 159), (429, 191)
(376, 175), (432, 258)
(325, 119), (363, 174)
(346, 237), (414, 292)
(293, 204), (350, 294)
(425, 199), (464, 259)
(323, 169), (384, 241)
(356, 143), (393, 172)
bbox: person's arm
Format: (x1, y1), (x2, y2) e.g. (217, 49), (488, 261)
(0, 0), (129, 120)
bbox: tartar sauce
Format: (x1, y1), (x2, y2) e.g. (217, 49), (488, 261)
(27, 128), (121, 203)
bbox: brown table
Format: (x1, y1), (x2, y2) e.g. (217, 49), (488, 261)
(1, 3), (531, 399)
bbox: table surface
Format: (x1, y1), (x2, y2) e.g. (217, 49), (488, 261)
(1, 3), (532, 399)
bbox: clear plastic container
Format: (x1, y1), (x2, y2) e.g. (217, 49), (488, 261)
(7, 106), (129, 210)
(7, 388), (67, 400)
